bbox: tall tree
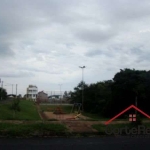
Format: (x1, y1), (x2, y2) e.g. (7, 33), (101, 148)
(72, 80), (113, 115)
(64, 91), (68, 98)
(72, 68), (150, 118)
(0, 88), (7, 100)
(110, 68), (150, 117)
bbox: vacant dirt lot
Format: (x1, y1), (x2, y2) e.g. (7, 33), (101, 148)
(43, 112), (90, 120)
(40, 111), (98, 133)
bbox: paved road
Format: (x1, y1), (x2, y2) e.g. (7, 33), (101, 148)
(0, 137), (149, 150)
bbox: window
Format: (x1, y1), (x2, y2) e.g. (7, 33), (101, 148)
(129, 114), (136, 121)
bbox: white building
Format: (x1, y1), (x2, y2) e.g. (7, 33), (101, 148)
(26, 85), (38, 101)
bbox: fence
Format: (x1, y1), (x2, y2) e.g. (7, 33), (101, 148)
(42, 91), (72, 104)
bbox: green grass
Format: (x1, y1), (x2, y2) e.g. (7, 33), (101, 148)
(82, 112), (148, 121)
(0, 122), (67, 137)
(82, 112), (126, 121)
(40, 105), (72, 114)
(0, 100), (41, 120)
(92, 122), (150, 135)
(82, 112), (110, 121)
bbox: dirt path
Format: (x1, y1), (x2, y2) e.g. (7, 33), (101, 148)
(43, 112), (90, 120)
(33, 107), (150, 133)
(36, 104), (47, 120)
(61, 121), (98, 133)
(39, 111), (100, 133)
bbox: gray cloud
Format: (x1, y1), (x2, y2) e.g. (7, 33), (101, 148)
(75, 28), (115, 43)
(0, 71), (35, 78)
(21, 67), (61, 75)
(0, 0), (150, 95)
(0, 42), (14, 57)
(85, 49), (113, 57)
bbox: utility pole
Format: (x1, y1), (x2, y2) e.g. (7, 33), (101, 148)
(135, 90), (138, 115)
(0, 79), (1, 100)
(79, 66), (86, 112)
(16, 84), (17, 97)
(12, 84), (13, 94)
(59, 84), (62, 104)
(133, 89), (138, 115)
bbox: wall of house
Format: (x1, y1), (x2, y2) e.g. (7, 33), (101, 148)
(26, 85), (38, 101)
(36, 92), (48, 102)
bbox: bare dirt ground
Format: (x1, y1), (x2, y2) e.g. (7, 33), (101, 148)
(37, 105), (150, 133)
(43, 112), (90, 120)
(36, 103), (98, 133)
(42, 111), (100, 133)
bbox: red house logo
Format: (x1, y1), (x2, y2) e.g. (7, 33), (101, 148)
(105, 105), (150, 125)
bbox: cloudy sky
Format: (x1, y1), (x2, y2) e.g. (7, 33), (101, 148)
(1, 0), (150, 95)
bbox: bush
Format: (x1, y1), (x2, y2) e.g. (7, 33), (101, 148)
(10, 98), (21, 119)
(10, 98), (21, 112)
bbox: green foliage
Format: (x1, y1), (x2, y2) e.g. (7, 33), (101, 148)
(82, 112), (109, 120)
(10, 98), (21, 119)
(0, 88), (7, 100)
(10, 98), (21, 112)
(72, 80), (113, 115)
(40, 105), (72, 114)
(0, 100), (41, 120)
(72, 68), (150, 118)
(0, 123), (67, 137)
(110, 68), (150, 117)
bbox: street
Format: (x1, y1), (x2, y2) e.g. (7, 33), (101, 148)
(0, 137), (149, 150)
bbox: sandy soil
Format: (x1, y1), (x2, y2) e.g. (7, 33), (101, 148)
(43, 112), (90, 120)
(42, 111), (99, 132)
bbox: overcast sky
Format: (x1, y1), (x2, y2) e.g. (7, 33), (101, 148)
(1, 0), (150, 95)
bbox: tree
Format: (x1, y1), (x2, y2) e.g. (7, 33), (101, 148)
(71, 81), (88, 104)
(110, 68), (150, 117)
(24, 94), (27, 98)
(17, 94), (22, 98)
(71, 80), (113, 115)
(0, 88), (7, 100)
(72, 68), (150, 118)
(83, 80), (113, 115)
(10, 98), (21, 118)
(64, 91), (68, 98)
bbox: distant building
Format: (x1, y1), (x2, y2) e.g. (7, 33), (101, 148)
(36, 91), (48, 102)
(48, 95), (62, 100)
(26, 85), (38, 101)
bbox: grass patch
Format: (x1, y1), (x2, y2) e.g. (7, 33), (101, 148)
(92, 122), (150, 135)
(82, 112), (110, 121)
(40, 105), (72, 114)
(0, 100), (41, 120)
(82, 112), (133, 121)
(92, 124), (106, 134)
(92, 123), (131, 136)
(0, 123), (67, 137)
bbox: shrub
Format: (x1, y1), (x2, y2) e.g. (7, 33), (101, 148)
(10, 98), (21, 118)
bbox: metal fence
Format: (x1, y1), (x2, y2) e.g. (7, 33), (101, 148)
(44, 91), (71, 96)
(43, 91), (72, 104)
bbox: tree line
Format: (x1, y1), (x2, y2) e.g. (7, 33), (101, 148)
(0, 88), (7, 100)
(71, 68), (150, 118)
